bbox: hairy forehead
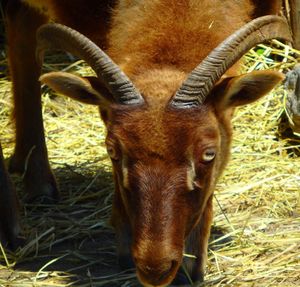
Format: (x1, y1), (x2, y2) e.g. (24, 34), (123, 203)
(110, 105), (219, 159)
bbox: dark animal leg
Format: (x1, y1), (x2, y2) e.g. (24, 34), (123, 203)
(0, 143), (21, 250)
(6, 0), (59, 201)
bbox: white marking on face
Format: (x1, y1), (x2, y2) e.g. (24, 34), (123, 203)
(187, 160), (196, 191)
(122, 156), (129, 189)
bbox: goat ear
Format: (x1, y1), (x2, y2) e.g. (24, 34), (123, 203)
(213, 70), (284, 108)
(40, 72), (112, 106)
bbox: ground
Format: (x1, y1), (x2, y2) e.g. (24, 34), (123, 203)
(0, 38), (299, 286)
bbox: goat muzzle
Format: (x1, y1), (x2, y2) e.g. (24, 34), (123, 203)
(135, 256), (180, 287)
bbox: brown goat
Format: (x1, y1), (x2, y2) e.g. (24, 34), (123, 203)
(0, 0), (292, 286)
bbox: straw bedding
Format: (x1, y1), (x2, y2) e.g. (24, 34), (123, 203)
(0, 39), (299, 286)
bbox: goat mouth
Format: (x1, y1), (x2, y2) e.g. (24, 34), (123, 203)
(136, 260), (179, 287)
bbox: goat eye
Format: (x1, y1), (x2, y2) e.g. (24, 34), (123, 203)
(202, 148), (216, 162)
(107, 145), (119, 160)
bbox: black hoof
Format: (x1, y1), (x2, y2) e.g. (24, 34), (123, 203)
(24, 182), (60, 204)
(23, 171), (60, 204)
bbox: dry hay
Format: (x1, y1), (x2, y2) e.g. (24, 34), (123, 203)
(0, 40), (299, 287)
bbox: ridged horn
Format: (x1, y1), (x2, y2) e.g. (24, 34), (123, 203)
(36, 23), (144, 105)
(170, 15), (292, 109)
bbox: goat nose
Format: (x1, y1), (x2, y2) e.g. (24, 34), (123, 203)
(135, 258), (179, 286)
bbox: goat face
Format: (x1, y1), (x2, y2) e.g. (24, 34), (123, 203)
(41, 67), (283, 286)
(109, 108), (221, 285)
(37, 17), (289, 286)
(107, 71), (223, 286)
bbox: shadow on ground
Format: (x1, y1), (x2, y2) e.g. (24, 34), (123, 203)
(2, 164), (140, 286)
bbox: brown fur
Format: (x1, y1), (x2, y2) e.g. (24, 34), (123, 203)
(1, 0), (284, 286)
(109, 0), (254, 74)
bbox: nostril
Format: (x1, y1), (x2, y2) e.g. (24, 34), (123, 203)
(159, 260), (178, 281)
(166, 260), (177, 274)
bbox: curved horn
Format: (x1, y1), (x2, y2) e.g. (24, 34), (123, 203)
(36, 23), (144, 105)
(170, 15), (292, 109)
